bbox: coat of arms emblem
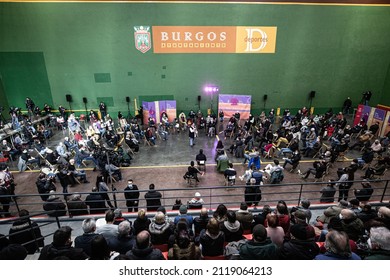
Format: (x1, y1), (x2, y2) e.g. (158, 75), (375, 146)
(134, 26), (151, 53)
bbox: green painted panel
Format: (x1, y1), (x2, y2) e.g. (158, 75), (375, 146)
(0, 52), (53, 110)
(0, 2), (389, 116)
(97, 97), (114, 107)
(94, 73), (111, 83)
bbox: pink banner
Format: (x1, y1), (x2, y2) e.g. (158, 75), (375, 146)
(142, 100), (177, 125)
(218, 94), (252, 119)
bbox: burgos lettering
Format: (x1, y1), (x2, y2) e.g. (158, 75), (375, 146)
(160, 31), (227, 42)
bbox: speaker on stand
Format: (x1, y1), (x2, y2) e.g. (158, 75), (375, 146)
(309, 91), (316, 110)
(82, 97), (88, 121)
(126, 96), (132, 121)
(197, 95), (201, 110)
(66, 94), (73, 112)
(263, 94), (268, 111)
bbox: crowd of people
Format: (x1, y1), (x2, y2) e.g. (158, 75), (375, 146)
(1, 96), (390, 260)
(1, 199), (389, 260)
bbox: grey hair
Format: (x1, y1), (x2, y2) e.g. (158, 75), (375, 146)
(325, 230), (351, 258)
(118, 221), (132, 237)
(370, 227), (390, 250)
(82, 218), (96, 234)
(300, 198), (311, 209)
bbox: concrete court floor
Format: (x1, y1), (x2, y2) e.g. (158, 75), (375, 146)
(4, 118), (389, 220)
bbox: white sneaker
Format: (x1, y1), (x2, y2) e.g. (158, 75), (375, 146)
(282, 157), (288, 161)
(239, 176), (244, 181)
(297, 169), (301, 175)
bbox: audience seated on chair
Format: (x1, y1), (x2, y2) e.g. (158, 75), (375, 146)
(187, 192), (204, 209)
(224, 163), (237, 186)
(197, 217), (225, 258)
(195, 149), (207, 171)
(193, 208), (210, 236)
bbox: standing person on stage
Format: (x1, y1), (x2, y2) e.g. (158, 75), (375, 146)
(99, 102), (107, 120)
(25, 97), (35, 119)
(124, 179), (140, 213)
(342, 97), (352, 116)
(189, 123), (196, 147)
(96, 175), (114, 209)
(144, 183), (162, 212)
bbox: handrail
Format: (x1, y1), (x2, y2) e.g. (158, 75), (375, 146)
(1, 178), (389, 220)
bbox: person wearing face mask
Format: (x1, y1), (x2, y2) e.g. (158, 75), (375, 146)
(124, 179), (139, 213)
(339, 209), (365, 242)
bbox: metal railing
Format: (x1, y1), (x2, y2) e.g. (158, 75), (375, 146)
(1, 178), (389, 221)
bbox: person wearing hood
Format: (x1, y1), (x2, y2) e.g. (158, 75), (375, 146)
(198, 217), (225, 257)
(149, 211), (174, 245)
(39, 226), (88, 260)
(220, 210), (244, 242)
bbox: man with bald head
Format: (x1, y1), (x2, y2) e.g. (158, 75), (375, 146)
(339, 209), (364, 241)
(193, 208), (210, 236)
(125, 230), (165, 260)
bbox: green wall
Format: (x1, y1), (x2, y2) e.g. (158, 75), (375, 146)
(0, 2), (389, 117)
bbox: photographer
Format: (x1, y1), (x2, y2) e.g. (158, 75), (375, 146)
(36, 172), (56, 201)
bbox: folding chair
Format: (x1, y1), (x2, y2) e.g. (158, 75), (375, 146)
(224, 175), (236, 186)
(197, 160), (206, 172)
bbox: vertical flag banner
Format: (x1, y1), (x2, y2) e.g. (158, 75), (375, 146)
(353, 104), (371, 126)
(382, 111), (390, 137)
(218, 94), (252, 119)
(353, 104), (364, 126)
(371, 108), (386, 136)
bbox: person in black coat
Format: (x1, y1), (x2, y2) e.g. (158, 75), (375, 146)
(133, 209), (151, 235)
(197, 218), (225, 257)
(144, 184), (162, 212)
(74, 218), (100, 257)
(124, 179), (140, 212)
(36, 173), (56, 201)
(43, 191), (67, 217)
(279, 223), (319, 260)
(125, 230), (165, 260)
(107, 220), (135, 255)
(39, 226), (88, 260)
(67, 193), (89, 216)
(193, 208), (210, 236)
(85, 186), (108, 214)
(353, 180), (374, 202)
(8, 209), (45, 254)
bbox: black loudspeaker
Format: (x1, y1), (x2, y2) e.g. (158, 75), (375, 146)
(126, 96), (130, 103)
(310, 91), (316, 98)
(263, 94), (268, 101)
(66, 94), (72, 102)
(198, 95), (201, 102)
(83, 97), (87, 104)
